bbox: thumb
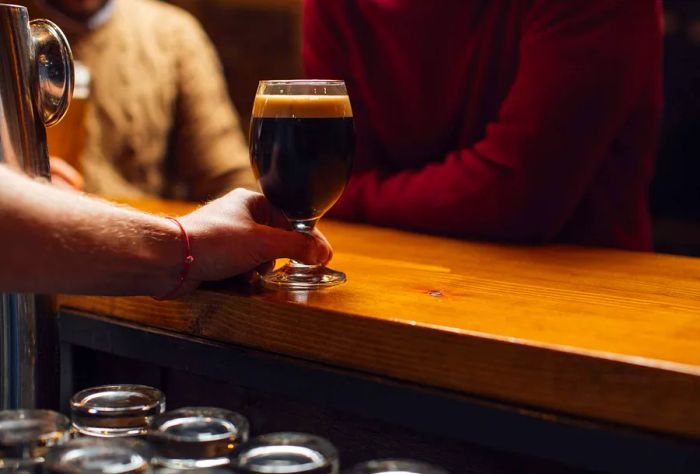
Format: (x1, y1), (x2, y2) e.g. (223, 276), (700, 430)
(255, 225), (331, 265)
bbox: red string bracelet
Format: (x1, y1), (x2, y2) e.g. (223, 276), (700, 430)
(153, 217), (195, 301)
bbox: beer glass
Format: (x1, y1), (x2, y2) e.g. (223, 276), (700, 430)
(70, 385), (165, 438)
(149, 407), (249, 469)
(155, 469), (232, 473)
(234, 432), (338, 474)
(343, 459), (448, 474)
(0, 410), (70, 472)
(250, 80), (354, 290)
(43, 437), (152, 473)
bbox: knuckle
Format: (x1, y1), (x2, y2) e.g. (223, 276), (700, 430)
(231, 187), (249, 196)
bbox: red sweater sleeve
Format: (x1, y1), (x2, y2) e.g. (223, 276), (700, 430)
(304, 0), (661, 242)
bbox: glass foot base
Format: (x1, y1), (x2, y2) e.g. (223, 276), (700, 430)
(261, 262), (346, 290)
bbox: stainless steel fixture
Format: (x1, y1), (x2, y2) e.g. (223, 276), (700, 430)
(0, 3), (73, 409)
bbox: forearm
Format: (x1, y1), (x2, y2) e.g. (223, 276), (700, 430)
(332, 153), (536, 241)
(0, 165), (180, 295)
(321, 1), (660, 243)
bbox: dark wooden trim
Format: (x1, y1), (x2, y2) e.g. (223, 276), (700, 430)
(35, 296), (60, 410)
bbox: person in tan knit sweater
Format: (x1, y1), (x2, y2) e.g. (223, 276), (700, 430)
(21, 0), (255, 201)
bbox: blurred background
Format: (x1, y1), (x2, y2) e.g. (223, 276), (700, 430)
(652, 0), (700, 256)
(168, 0), (700, 256)
(166, 0), (303, 130)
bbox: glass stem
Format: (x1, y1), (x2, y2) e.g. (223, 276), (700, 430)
(289, 219), (320, 269)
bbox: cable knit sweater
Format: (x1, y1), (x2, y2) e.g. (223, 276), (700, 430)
(23, 0), (254, 200)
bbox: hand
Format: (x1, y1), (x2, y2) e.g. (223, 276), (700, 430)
(49, 157), (84, 190)
(179, 188), (332, 288)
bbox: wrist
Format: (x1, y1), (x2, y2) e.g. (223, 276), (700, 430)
(128, 214), (192, 298)
(152, 217), (196, 300)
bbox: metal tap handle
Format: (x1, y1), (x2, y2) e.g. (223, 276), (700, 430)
(29, 19), (74, 127)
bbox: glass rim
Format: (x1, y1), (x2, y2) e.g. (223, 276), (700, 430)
(44, 437), (152, 472)
(0, 5), (27, 12)
(236, 432), (338, 473)
(240, 431), (337, 456)
(149, 407), (249, 442)
(0, 409), (70, 445)
(348, 458), (448, 474)
(70, 384), (164, 414)
(0, 409), (69, 422)
(252, 431), (336, 445)
(258, 79), (346, 86)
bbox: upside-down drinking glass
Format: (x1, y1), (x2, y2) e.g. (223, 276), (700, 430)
(234, 432), (338, 474)
(249, 80), (354, 290)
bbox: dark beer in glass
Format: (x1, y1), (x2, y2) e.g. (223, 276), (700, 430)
(250, 80), (354, 289)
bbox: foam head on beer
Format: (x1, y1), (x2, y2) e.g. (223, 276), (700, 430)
(250, 93), (354, 222)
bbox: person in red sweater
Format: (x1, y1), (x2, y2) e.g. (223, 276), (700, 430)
(303, 0), (662, 250)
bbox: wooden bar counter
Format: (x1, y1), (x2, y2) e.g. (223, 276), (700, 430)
(54, 198), (700, 473)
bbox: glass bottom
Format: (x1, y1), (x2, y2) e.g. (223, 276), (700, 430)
(72, 422), (146, 438)
(153, 456), (231, 470)
(0, 458), (42, 474)
(261, 261), (346, 290)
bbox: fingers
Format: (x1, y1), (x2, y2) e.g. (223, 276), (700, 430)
(310, 228), (333, 265)
(242, 191), (333, 265)
(255, 224), (332, 266)
(49, 157), (84, 190)
(266, 206), (293, 230)
(211, 189), (334, 272)
(245, 191), (291, 229)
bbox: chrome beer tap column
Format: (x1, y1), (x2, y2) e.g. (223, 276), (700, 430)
(0, 3), (73, 409)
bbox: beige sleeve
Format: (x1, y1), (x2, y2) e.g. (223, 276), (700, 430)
(172, 14), (256, 201)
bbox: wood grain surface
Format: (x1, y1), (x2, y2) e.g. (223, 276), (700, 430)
(57, 198), (700, 438)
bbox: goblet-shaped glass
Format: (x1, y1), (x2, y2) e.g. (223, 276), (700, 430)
(250, 80), (354, 290)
